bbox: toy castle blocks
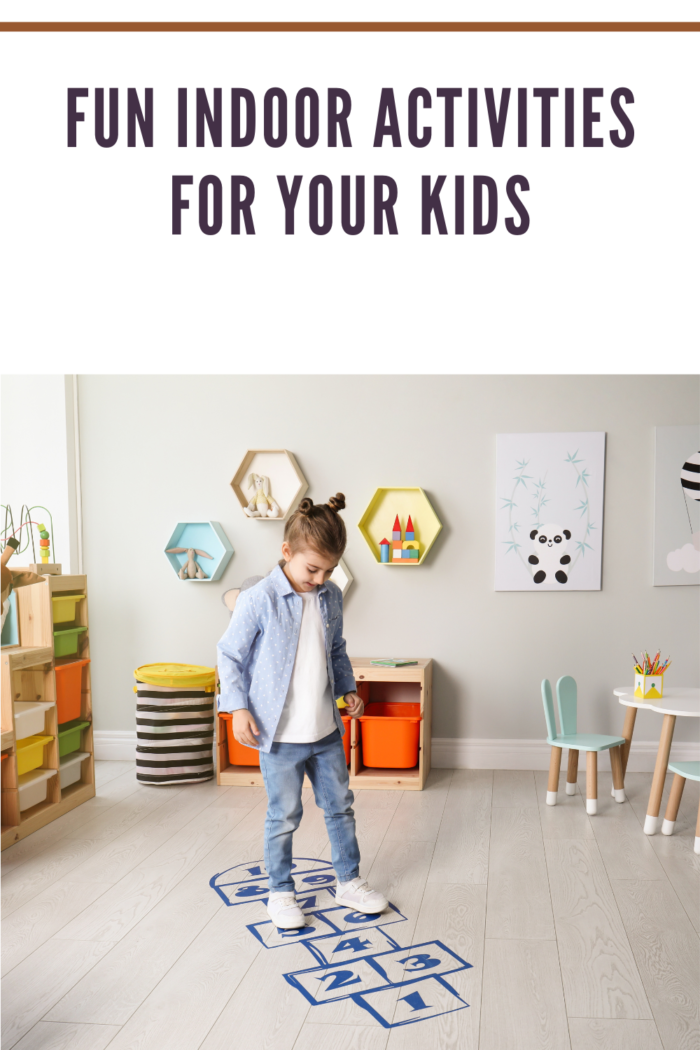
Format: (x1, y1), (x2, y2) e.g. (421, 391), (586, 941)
(383, 514), (420, 564)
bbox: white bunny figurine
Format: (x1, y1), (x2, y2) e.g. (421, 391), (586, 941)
(244, 473), (281, 518)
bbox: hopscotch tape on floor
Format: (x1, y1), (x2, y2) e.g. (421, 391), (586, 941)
(210, 857), (473, 1029)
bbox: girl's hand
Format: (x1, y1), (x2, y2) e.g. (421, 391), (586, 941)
(343, 691), (364, 718)
(232, 709), (260, 748)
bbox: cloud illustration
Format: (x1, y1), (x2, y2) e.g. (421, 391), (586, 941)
(667, 533), (700, 573)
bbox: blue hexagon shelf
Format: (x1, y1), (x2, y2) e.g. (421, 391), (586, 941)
(164, 522), (234, 582)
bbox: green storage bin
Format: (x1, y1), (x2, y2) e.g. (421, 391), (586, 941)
(58, 718), (90, 757)
(53, 625), (87, 657)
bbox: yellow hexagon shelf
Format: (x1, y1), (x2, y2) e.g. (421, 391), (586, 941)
(231, 449), (308, 522)
(358, 487), (442, 565)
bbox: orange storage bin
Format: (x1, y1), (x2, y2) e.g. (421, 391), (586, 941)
(341, 715), (351, 765)
(358, 701), (422, 768)
(220, 713), (261, 766)
(54, 659), (90, 724)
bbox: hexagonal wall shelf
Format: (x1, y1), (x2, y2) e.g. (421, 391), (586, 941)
(164, 522), (234, 582)
(330, 557), (354, 597)
(231, 450), (308, 522)
(358, 488), (442, 565)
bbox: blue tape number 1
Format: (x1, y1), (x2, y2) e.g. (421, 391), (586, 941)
(398, 990), (431, 1012)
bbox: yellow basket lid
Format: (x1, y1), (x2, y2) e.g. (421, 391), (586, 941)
(133, 662), (216, 688)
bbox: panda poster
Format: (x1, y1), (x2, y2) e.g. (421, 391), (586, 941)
(495, 431), (606, 591)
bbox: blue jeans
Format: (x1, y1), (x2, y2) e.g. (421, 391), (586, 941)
(259, 727), (361, 893)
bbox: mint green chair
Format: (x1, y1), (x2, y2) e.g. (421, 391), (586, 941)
(541, 676), (626, 815)
(662, 760), (700, 854)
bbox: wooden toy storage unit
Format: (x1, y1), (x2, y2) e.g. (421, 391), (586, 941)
(217, 658), (432, 791)
(1, 574), (95, 850)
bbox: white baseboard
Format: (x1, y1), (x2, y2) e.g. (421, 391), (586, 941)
(94, 730), (137, 761)
(94, 730), (699, 772)
(430, 737), (700, 772)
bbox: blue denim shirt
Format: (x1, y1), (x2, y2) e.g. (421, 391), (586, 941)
(216, 563), (356, 753)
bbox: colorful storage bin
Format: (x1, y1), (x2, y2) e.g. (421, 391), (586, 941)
(358, 701), (422, 769)
(134, 663), (215, 785)
(13, 700), (53, 738)
(54, 659), (90, 723)
(16, 734), (54, 776)
(341, 714), (351, 765)
(220, 713), (261, 767)
(51, 593), (85, 624)
(59, 751), (90, 790)
(53, 625), (87, 657)
(57, 719), (90, 758)
(18, 768), (56, 811)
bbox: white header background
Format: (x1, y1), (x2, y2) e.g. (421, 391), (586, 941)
(0, 29), (697, 370)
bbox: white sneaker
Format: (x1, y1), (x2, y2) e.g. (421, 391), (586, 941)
(334, 876), (388, 914)
(266, 892), (306, 929)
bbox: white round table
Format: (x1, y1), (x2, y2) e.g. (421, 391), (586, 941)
(614, 686), (700, 834)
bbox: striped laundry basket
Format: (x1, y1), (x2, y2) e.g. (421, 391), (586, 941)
(134, 663), (216, 785)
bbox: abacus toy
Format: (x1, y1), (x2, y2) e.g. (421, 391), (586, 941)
(37, 522), (51, 564)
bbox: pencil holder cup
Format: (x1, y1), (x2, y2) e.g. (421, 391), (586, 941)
(634, 672), (664, 701)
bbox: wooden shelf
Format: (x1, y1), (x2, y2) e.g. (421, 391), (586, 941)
(230, 449), (308, 522)
(357, 490), (442, 565)
(216, 658), (432, 792)
(1, 574), (95, 851)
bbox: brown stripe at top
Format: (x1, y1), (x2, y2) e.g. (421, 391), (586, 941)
(0, 22), (698, 32)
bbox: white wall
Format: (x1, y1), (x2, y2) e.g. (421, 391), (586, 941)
(1, 375), (79, 572)
(74, 375), (699, 755)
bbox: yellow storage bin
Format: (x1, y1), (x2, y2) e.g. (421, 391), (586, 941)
(133, 663), (216, 690)
(16, 734), (54, 776)
(52, 594), (85, 624)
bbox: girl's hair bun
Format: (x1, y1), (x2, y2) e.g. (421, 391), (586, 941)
(327, 493), (346, 513)
(298, 498), (314, 516)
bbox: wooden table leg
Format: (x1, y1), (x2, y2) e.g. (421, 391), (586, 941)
(613, 704), (638, 797)
(644, 713), (676, 835)
(620, 705), (637, 779)
(547, 745), (562, 805)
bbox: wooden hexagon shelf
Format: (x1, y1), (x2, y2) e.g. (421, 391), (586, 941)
(231, 450), (308, 522)
(330, 557), (354, 597)
(358, 488), (442, 565)
(164, 522), (234, 582)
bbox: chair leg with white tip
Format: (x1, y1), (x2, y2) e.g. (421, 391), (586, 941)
(661, 772), (685, 835)
(566, 749), (578, 795)
(586, 751), (598, 815)
(610, 745), (626, 803)
(547, 745), (562, 805)
(695, 801), (700, 854)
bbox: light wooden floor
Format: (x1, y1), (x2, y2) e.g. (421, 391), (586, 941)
(2, 761), (698, 1050)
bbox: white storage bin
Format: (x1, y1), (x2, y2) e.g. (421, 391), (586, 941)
(59, 751), (90, 790)
(14, 701), (54, 739)
(18, 768), (56, 811)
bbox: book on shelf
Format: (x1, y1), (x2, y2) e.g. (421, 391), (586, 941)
(369, 659), (418, 667)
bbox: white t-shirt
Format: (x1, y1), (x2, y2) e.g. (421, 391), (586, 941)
(273, 588), (337, 744)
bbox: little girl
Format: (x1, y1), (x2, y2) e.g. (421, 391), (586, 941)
(216, 493), (388, 929)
